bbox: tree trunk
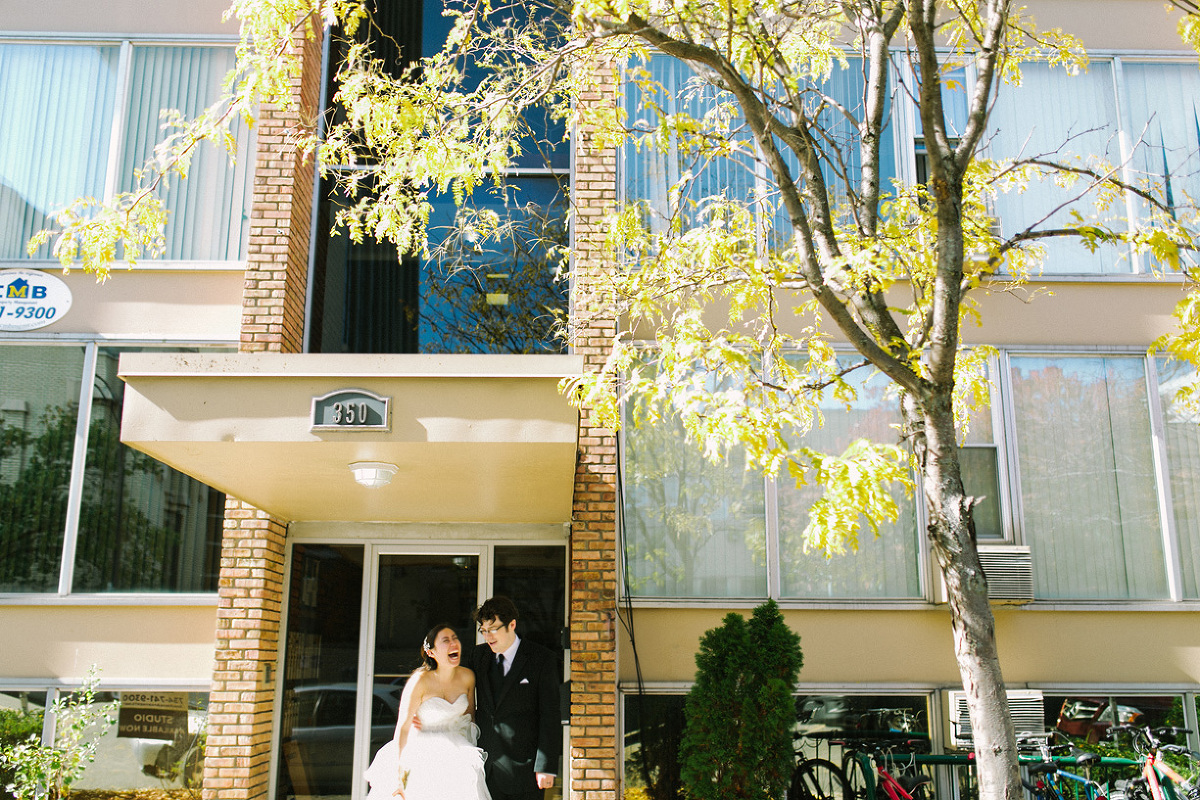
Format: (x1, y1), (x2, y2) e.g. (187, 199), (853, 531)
(910, 390), (1022, 800)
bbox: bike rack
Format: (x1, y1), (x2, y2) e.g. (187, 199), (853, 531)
(847, 752), (1143, 800)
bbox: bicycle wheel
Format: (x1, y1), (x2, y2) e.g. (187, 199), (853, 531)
(842, 753), (873, 800)
(792, 758), (851, 800)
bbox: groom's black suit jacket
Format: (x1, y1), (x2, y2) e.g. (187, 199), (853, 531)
(471, 638), (562, 798)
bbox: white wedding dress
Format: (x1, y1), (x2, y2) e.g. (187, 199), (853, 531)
(364, 693), (490, 800)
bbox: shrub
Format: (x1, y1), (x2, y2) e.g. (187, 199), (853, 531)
(679, 600), (803, 800)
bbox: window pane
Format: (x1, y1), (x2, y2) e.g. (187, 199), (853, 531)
(623, 693), (931, 800)
(0, 689), (49, 793)
(623, 693), (687, 800)
(622, 371), (768, 598)
(1051, 695), (1180, 753)
(1156, 358), (1200, 598)
(960, 446), (1004, 540)
(72, 348), (224, 593)
(423, 178), (569, 354)
(624, 55), (758, 236)
(311, 178), (568, 354)
(1010, 356), (1167, 599)
(120, 45), (252, 260)
(0, 344), (87, 592)
(1121, 62), (1200, 245)
(71, 691), (208, 794)
(494, 545), (566, 655)
(778, 361), (922, 599)
(276, 544), (365, 800)
(988, 62), (1128, 274)
(0, 44), (119, 259)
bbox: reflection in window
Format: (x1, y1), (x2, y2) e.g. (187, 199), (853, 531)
(1157, 358), (1200, 599)
(778, 360), (921, 600)
(0, 344), (225, 595)
(0, 345), (87, 592)
(84, 691), (208, 794)
(73, 348), (224, 593)
(1121, 63), (1200, 253)
(276, 544), (365, 800)
(1010, 356), (1167, 599)
(624, 56), (899, 246)
(309, 0), (569, 356)
(0, 690), (49, 794)
(1, 689), (209, 796)
(623, 693), (929, 800)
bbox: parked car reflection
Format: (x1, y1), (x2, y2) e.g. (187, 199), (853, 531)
(281, 682), (401, 797)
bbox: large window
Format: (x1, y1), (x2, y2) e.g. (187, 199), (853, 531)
(622, 692), (929, 800)
(622, 355), (920, 601)
(777, 358), (921, 600)
(0, 40), (252, 263)
(624, 55), (899, 245)
(0, 343), (226, 595)
(1009, 355), (1169, 599)
(0, 685), (207, 800)
(621, 350), (1200, 603)
(985, 58), (1200, 275)
(623, 56), (1200, 279)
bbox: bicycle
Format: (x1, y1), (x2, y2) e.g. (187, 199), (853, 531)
(1017, 732), (1108, 800)
(838, 737), (934, 800)
(1105, 726), (1200, 800)
(790, 755), (852, 800)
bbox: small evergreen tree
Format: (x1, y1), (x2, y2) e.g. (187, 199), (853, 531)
(680, 600), (803, 800)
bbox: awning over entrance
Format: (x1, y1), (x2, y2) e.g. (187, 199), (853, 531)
(118, 353), (584, 524)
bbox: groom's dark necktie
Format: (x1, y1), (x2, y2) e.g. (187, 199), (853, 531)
(490, 653), (504, 693)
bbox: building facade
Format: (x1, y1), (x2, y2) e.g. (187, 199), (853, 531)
(0, 2), (1198, 800)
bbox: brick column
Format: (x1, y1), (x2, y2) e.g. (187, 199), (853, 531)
(569, 57), (621, 800)
(203, 17), (322, 800)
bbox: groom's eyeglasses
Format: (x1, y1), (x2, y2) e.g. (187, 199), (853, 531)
(478, 624), (506, 635)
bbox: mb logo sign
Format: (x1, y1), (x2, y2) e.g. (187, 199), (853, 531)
(7, 279), (48, 298)
(0, 268), (72, 332)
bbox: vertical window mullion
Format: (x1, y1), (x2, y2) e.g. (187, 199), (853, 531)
(986, 351), (1016, 543)
(1183, 692), (1200, 752)
(57, 342), (98, 596)
(102, 40), (133, 200)
(1146, 356), (1184, 601)
(997, 350), (1026, 547)
(1111, 57), (1144, 274)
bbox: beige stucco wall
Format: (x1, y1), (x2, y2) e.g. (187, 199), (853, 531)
(5, 0), (237, 36)
(0, 605), (218, 682)
(623, 607), (1200, 687)
(8, 267), (244, 342)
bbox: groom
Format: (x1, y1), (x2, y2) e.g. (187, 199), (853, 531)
(471, 596), (562, 800)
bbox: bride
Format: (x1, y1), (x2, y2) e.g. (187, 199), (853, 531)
(365, 625), (491, 800)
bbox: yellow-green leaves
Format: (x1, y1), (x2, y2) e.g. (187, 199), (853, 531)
(798, 439), (913, 556)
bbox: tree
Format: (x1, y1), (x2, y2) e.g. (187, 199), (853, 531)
(679, 600), (803, 800)
(29, 1), (1200, 800)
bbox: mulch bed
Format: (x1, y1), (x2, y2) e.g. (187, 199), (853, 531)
(69, 791), (196, 800)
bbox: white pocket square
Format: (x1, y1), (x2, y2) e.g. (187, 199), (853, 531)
(520, 678), (530, 684)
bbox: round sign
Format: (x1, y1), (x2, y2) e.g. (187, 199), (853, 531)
(0, 269), (73, 332)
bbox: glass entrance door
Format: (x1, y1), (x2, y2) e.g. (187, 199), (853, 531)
(365, 551), (485, 766)
(273, 541), (565, 800)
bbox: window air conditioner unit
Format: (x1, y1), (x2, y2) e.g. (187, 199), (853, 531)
(934, 545), (1034, 604)
(978, 545), (1034, 602)
(945, 689), (1044, 750)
